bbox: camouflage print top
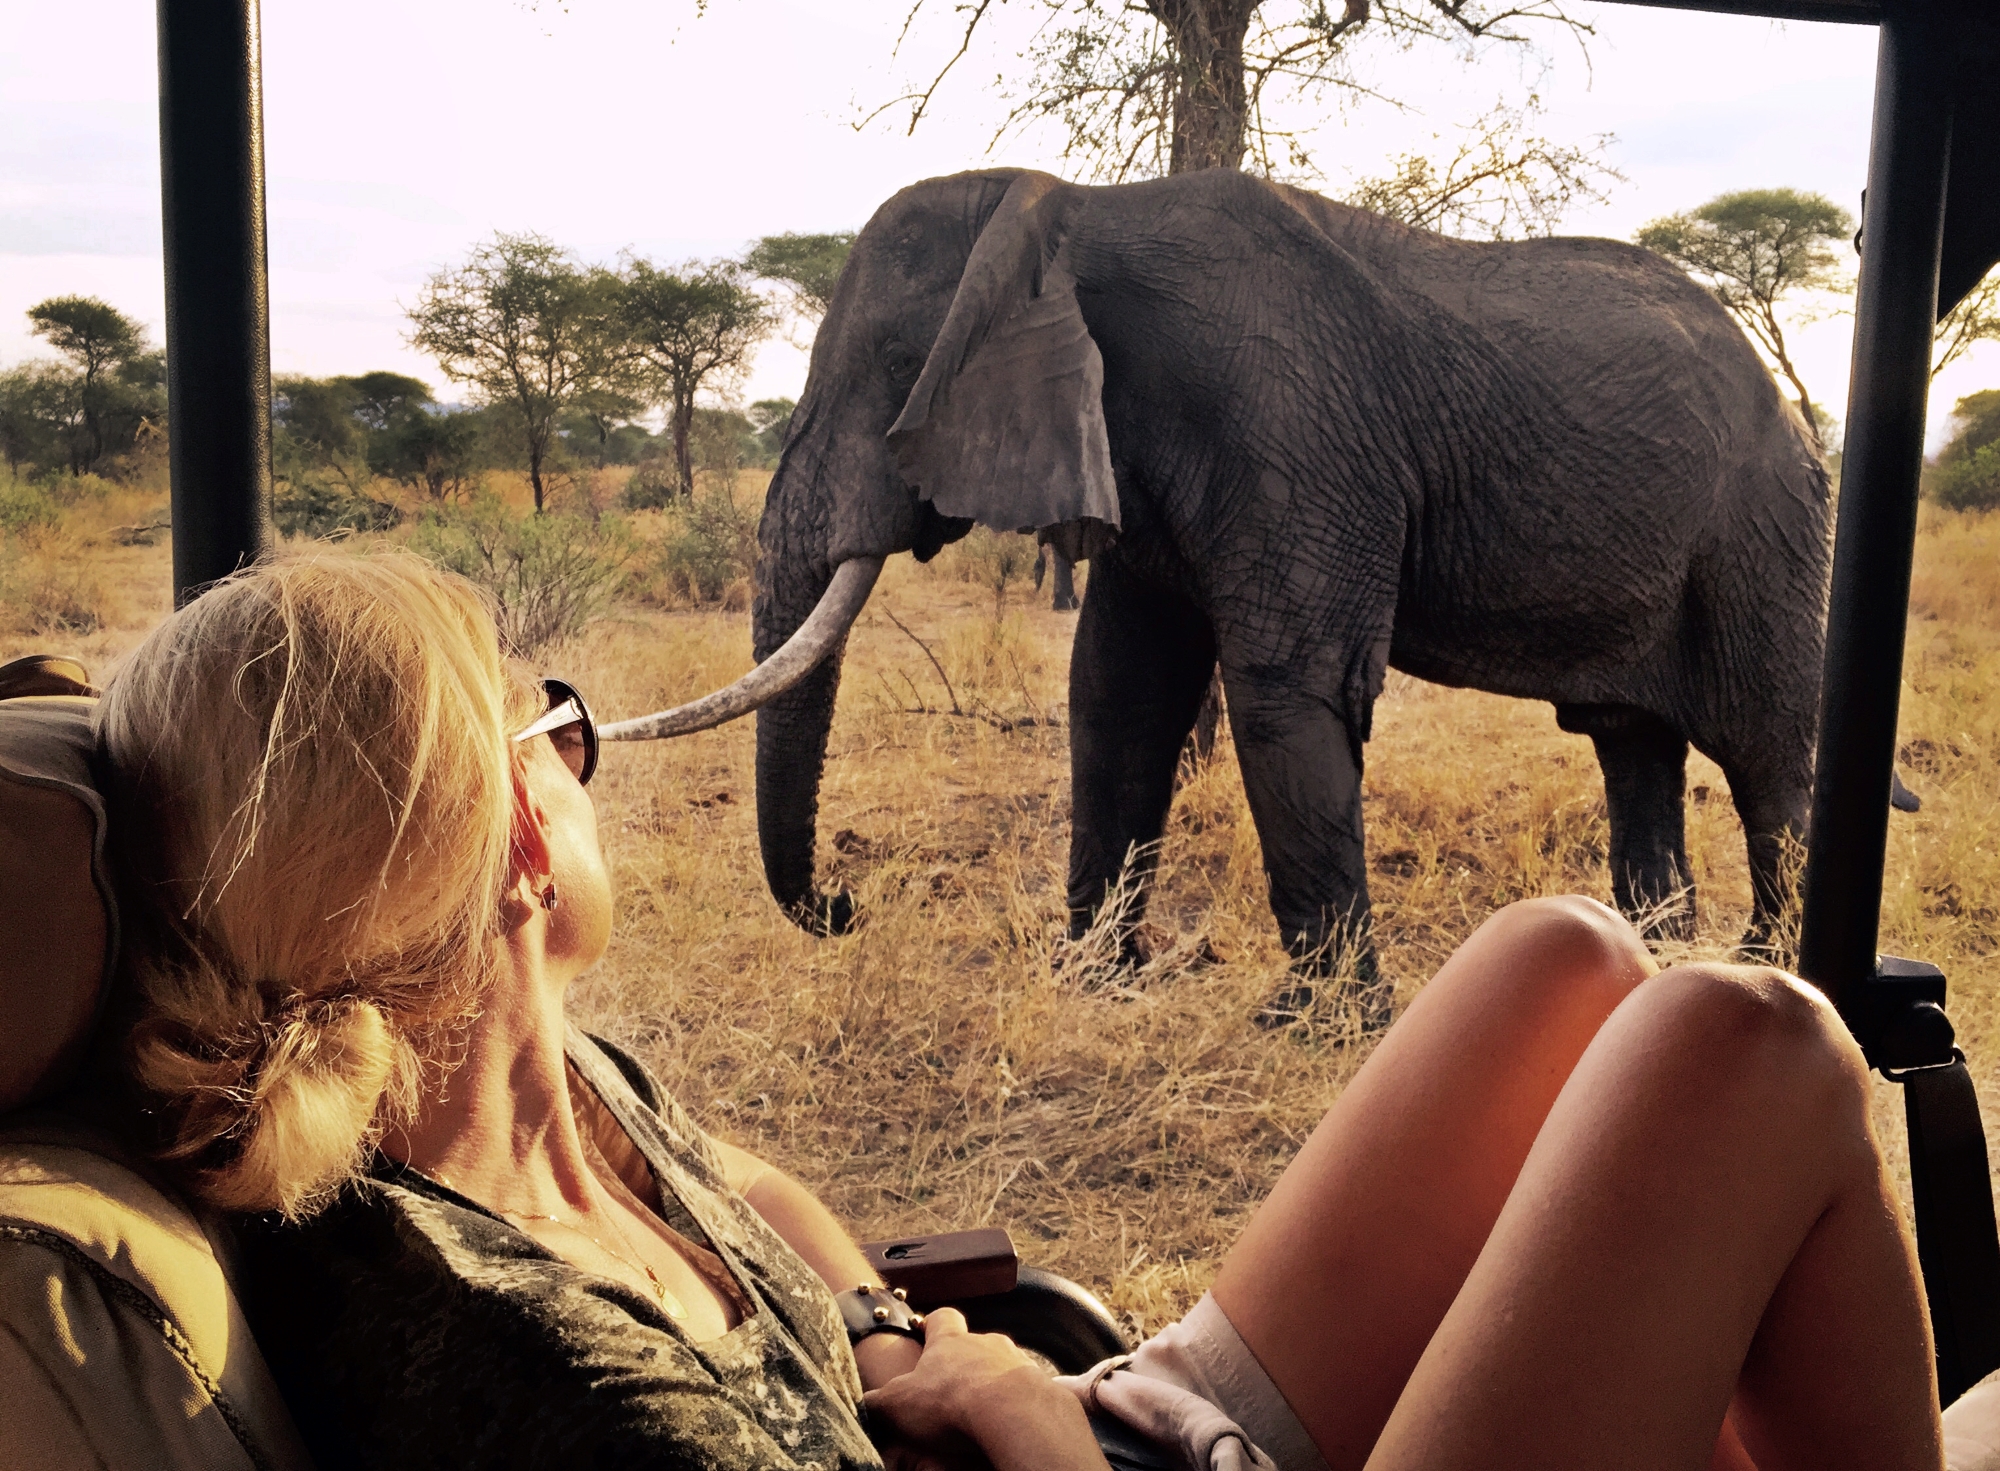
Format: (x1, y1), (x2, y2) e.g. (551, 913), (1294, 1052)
(232, 1027), (883, 1471)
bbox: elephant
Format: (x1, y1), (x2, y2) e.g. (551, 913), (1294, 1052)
(606, 166), (1832, 1014)
(1032, 544), (1081, 611)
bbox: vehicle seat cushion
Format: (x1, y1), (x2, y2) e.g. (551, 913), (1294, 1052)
(0, 1110), (315, 1471)
(0, 694), (116, 1111)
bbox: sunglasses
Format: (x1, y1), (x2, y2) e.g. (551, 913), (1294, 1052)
(512, 677), (598, 788)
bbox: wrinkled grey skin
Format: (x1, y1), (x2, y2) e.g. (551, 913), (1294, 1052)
(754, 167), (1830, 979)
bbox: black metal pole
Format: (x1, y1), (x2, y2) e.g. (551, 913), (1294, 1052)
(1797, 10), (1953, 1023)
(157, 0), (274, 606)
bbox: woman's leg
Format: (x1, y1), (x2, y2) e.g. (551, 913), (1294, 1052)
(1365, 964), (1937, 1471)
(1211, 895), (1660, 1469)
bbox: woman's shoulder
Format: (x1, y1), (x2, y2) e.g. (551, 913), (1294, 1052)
(572, 1028), (666, 1110)
(565, 1026), (726, 1174)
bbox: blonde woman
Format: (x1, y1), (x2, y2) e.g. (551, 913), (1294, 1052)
(98, 551), (1941, 1471)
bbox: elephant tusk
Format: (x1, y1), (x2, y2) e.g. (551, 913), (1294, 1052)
(600, 557), (885, 742)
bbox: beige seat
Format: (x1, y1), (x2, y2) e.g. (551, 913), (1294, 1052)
(0, 676), (314, 1471)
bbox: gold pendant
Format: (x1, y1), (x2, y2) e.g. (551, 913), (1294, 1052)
(648, 1270), (688, 1321)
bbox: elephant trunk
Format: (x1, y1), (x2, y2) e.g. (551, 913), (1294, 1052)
(754, 638), (851, 934)
(736, 420), (878, 934)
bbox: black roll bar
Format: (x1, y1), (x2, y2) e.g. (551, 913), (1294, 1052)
(157, 0), (274, 606)
(1799, 10), (1955, 1045)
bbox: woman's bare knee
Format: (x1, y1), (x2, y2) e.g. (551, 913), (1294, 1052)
(1459, 895), (1656, 1008)
(1631, 963), (1872, 1125)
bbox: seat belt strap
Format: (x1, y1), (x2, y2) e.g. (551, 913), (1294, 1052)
(1903, 1056), (2000, 1405)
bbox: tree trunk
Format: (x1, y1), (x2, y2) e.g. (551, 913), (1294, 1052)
(1149, 0), (1258, 175)
(673, 390), (695, 499)
(527, 444), (546, 513)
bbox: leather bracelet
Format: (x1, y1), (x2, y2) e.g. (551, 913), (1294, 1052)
(835, 1284), (926, 1346)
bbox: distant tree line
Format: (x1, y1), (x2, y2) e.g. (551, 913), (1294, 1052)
(268, 366), (798, 537)
(403, 229), (850, 510)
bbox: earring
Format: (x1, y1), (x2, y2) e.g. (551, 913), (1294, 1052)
(541, 882), (559, 912)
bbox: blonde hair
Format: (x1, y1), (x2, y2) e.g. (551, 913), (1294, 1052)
(99, 551), (538, 1219)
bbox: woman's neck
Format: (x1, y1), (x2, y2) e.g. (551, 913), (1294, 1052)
(383, 937), (597, 1217)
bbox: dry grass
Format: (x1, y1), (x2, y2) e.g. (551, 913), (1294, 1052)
(0, 476), (174, 666)
(18, 497), (2000, 1338)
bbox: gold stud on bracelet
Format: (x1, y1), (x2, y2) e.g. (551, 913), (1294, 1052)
(857, 1284), (873, 1296)
(892, 1287), (908, 1301)
(873, 1306), (890, 1323)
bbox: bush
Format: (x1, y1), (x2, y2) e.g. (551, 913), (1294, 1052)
(273, 475), (402, 539)
(622, 459), (680, 511)
(0, 479), (60, 536)
(655, 487), (759, 604)
(408, 493), (636, 657)
(941, 526), (1036, 614)
(15, 559), (102, 635)
(1934, 445), (2000, 513)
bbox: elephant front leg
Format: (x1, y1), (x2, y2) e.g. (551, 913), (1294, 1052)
(1065, 559), (1216, 964)
(1223, 674), (1382, 1026)
(1556, 704), (1694, 941)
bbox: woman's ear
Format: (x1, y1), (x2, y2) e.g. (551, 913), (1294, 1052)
(887, 172), (1120, 555)
(506, 761), (554, 908)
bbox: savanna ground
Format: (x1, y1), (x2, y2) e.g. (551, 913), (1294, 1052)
(9, 467), (2000, 1340)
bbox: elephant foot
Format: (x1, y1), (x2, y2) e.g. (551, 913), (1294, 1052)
(1734, 916), (1795, 969)
(1628, 894), (1697, 945)
(1055, 922), (1149, 993)
(785, 890), (858, 937)
(1254, 937), (1391, 1036)
(1253, 972), (1394, 1037)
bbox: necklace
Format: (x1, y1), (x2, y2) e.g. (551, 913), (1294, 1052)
(506, 1207), (689, 1322)
(431, 1169), (687, 1321)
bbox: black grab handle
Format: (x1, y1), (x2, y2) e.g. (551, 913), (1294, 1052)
(954, 1266), (1130, 1374)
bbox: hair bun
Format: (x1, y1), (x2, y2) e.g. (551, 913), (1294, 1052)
(132, 974), (403, 1220)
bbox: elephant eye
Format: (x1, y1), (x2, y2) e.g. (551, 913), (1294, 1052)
(879, 340), (924, 386)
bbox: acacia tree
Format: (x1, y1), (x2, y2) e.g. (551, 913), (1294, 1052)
(407, 233), (624, 511)
(1934, 267), (2000, 381)
(745, 232), (856, 320)
(1638, 189), (1854, 447)
(618, 258), (775, 499)
(26, 296), (150, 475)
(1345, 98), (1618, 239)
(878, 0), (1592, 182)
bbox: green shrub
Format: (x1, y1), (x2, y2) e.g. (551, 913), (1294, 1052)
(1934, 445), (2000, 513)
(622, 460), (680, 511)
(0, 479), (60, 535)
(273, 475), (402, 538)
(408, 492), (636, 657)
(656, 487), (759, 603)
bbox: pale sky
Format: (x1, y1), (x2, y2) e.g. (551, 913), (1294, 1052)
(1, 0), (1992, 445)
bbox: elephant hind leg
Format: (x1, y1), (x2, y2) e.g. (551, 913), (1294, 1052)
(1556, 704), (1694, 941)
(1715, 756), (1810, 961)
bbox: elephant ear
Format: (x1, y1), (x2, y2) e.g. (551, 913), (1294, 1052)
(887, 173), (1119, 557)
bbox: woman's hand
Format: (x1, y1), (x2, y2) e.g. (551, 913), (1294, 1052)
(861, 1310), (1108, 1471)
